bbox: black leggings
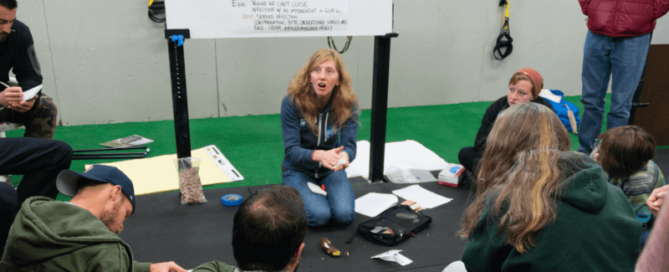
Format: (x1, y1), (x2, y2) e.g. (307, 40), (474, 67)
(458, 146), (480, 173)
(0, 138), (73, 204)
(0, 182), (18, 257)
(0, 138), (72, 256)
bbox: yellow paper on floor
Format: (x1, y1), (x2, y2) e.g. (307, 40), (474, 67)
(86, 145), (243, 195)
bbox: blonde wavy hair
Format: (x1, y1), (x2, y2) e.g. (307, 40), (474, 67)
(286, 48), (357, 134)
(459, 103), (571, 253)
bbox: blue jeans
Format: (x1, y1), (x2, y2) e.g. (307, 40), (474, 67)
(282, 169), (355, 227)
(578, 30), (651, 153)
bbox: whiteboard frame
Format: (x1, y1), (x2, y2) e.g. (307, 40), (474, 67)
(165, 0), (393, 39)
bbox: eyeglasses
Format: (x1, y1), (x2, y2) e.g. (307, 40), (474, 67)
(593, 138), (602, 153)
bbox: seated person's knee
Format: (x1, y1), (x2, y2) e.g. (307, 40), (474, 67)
(0, 182), (18, 211)
(308, 209), (332, 227)
(331, 208), (354, 226)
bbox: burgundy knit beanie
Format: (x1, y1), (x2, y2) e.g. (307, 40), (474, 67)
(514, 68), (543, 99)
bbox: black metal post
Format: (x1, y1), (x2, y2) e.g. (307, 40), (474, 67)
(166, 30), (192, 159)
(628, 78), (649, 125)
(369, 33), (398, 183)
(628, 32), (653, 125)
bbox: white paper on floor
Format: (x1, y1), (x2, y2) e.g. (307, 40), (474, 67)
(371, 249), (413, 266)
(345, 140), (449, 179)
(392, 185), (452, 209)
(355, 192), (399, 217)
(442, 261), (467, 272)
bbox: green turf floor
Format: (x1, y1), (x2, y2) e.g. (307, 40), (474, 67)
(7, 94), (610, 195)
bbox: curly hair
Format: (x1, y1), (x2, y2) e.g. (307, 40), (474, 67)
(286, 48), (357, 134)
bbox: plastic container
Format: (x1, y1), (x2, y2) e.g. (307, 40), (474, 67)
(387, 167), (437, 183)
(438, 164), (465, 187)
(387, 166), (419, 183)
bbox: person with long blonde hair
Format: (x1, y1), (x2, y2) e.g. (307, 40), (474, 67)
(459, 103), (640, 272)
(280, 48), (359, 227)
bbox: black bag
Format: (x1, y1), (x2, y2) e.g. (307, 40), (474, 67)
(356, 205), (432, 246)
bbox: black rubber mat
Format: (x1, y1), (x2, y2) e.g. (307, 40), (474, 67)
(119, 179), (471, 271)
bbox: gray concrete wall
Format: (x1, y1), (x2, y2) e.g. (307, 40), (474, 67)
(15, 0), (669, 125)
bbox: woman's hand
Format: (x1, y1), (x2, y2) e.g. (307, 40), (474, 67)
(334, 151), (349, 172)
(647, 185), (669, 218)
(312, 146), (345, 171)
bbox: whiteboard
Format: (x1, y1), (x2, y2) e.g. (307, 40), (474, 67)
(165, 0), (393, 39)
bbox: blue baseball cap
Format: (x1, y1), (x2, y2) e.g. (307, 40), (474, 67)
(56, 165), (136, 214)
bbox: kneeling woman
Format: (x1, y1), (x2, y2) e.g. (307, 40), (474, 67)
(459, 103), (641, 272)
(281, 48), (358, 227)
(458, 68), (553, 174)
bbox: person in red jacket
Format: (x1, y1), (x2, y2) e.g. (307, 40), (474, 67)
(577, 0), (669, 154)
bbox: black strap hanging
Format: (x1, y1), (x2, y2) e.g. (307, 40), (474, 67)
(493, 1), (513, 60)
(327, 36), (353, 54)
(148, 0), (166, 23)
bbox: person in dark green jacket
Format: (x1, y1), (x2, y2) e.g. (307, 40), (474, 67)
(192, 185), (307, 272)
(459, 103), (641, 272)
(0, 165), (186, 272)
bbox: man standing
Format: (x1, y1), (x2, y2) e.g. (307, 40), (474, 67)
(577, 0), (669, 154)
(0, 165), (187, 272)
(192, 185), (307, 272)
(0, 0), (57, 139)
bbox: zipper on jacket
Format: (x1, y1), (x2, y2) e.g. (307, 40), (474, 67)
(316, 113), (323, 147)
(323, 112), (329, 142)
(315, 113), (323, 178)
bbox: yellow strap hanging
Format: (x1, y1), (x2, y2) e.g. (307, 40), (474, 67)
(503, 1), (510, 30)
(149, 0), (154, 6)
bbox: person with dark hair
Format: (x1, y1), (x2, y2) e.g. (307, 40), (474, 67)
(577, 0), (669, 154)
(0, 165), (187, 272)
(592, 125), (665, 247)
(0, 0), (58, 139)
(458, 68), (554, 177)
(0, 137), (72, 257)
(459, 103), (641, 272)
(281, 48), (358, 227)
(192, 185), (307, 272)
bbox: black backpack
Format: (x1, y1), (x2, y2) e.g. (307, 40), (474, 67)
(356, 205), (432, 246)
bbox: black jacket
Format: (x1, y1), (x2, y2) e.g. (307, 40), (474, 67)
(474, 96), (554, 153)
(0, 20), (42, 94)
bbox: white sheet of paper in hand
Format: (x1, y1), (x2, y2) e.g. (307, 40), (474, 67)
(22, 85), (42, 101)
(355, 193), (398, 217)
(392, 185), (452, 209)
